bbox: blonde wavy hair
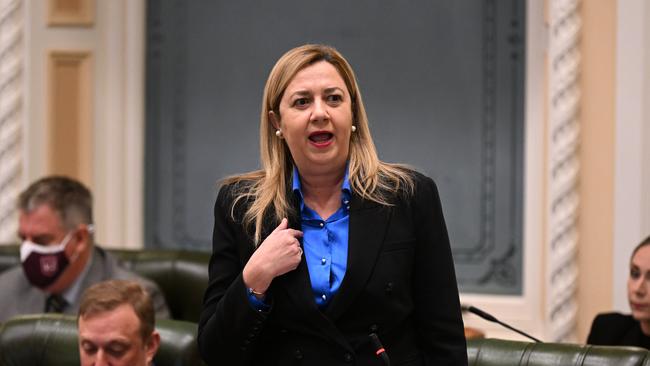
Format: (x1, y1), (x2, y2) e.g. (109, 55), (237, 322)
(224, 44), (414, 244)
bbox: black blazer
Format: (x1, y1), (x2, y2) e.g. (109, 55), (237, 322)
(198, 171), (467, 365)
(587, 312), (650, 349)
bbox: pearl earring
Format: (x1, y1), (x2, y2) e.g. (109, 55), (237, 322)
(351, 125), (357, 132)
(275, 130), (282, 137)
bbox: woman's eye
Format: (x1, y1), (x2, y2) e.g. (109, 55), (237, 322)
(293, 98), (309, 107)
(327, 94), (342, 103)
(631, 268), (640, 279)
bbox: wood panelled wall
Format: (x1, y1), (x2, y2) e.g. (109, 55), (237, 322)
(48, 50), (92, 185)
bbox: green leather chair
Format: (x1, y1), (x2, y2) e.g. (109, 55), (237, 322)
(0, 244), (210, 323)
(0, 314), (205, 366)
(2, 318), (649, 366)
(108, 249), (210, 322)
(467, 338), (650, 366)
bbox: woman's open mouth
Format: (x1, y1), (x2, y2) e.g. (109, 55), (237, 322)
(308, 132), (334, 147)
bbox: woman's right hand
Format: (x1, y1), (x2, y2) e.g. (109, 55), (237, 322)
(242, 218), (303, 295)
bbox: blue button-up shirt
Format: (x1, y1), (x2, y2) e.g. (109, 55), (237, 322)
(292, 167), (350, 309)
(246, 166), (351, 311)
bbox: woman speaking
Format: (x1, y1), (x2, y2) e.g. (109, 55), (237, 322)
(198, 44), (467, 365)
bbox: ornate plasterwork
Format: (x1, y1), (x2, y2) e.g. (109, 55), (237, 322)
(0, 0), (23, 243)
(546, 0), (581, 342)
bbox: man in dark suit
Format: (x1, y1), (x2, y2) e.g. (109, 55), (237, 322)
(0, 176), (169, 322)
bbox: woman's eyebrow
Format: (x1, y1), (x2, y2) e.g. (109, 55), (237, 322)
(324, 87), (344, 94)
(288, 90), (310, 98)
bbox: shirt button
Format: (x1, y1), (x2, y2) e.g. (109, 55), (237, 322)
(344, 200), (349, 204)
(319, 222), (324, 227)
(321, 294), (327, 301)
(344, 352), (353, 362)
(321, 258), (327, 265)
(294, 349), (303, 360)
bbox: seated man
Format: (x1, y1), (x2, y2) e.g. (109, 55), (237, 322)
(78, 280), (160, 366)
(0, 176), (169, 322)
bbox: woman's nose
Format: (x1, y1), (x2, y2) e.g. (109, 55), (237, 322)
(310, 99), (329, 122)
(633, 278), (647, 295)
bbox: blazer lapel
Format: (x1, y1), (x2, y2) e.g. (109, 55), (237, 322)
(277, 206), (317, 313)
(324, 194), (392, 321)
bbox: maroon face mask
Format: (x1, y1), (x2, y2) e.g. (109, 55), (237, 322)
(20, 233), (72, 289)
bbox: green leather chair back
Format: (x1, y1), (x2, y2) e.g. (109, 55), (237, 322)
(0, 314), (205, 366)
(0, 245), (210, 323)
(0, 245), (19, 273)
(109, 249), (210, 322)
(467, 338), (650, 366)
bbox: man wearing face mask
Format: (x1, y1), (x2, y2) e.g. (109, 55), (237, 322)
(0, 176), (169, 322)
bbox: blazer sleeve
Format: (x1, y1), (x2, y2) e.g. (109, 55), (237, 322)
(412, 175), (468, 365)
(586, 313), (631, 346)
(197, 184), (269, 365)
(587, 314), (609, 345)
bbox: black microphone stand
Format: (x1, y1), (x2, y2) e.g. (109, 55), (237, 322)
(462, 305), (543, 343)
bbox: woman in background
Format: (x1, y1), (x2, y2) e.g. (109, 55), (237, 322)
(588, 236), (650, 349)
(198, 44), (467, 365)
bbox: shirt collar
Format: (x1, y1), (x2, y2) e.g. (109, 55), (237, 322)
(61, 250), (93, 305)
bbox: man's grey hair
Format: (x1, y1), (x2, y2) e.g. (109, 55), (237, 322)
(18, 176), (93, 230)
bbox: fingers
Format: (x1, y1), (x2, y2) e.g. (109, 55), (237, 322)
(272, 218), (288, 233)
(286, 229), (303, 238)
(272, 218), (303, 238)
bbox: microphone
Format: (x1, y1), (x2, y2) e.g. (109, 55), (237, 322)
(369, 333), (391, 366)
(462, 304), (543, 343)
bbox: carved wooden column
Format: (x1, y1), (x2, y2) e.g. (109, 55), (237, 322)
(546, 0), (581, 342)
(0, 0), (23, 242)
